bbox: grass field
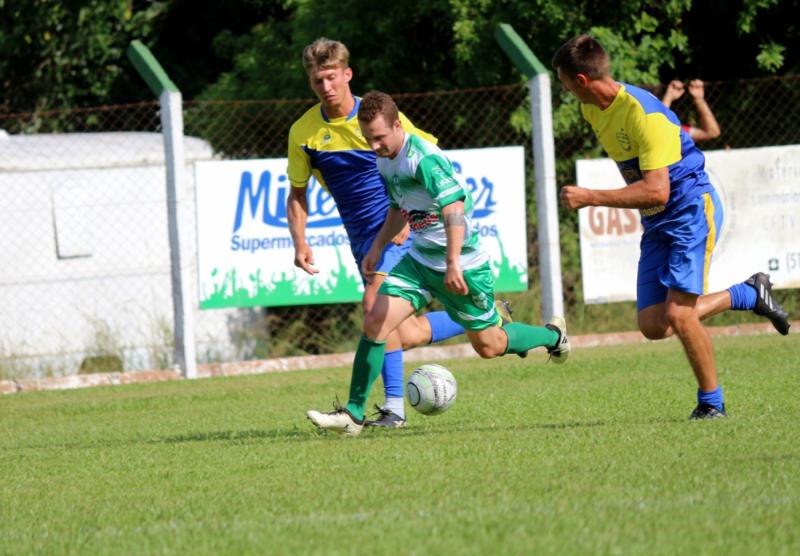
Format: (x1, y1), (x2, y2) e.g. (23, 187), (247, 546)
(1, 333), (798, 555)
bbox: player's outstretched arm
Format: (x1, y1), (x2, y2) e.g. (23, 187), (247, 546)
(362, 208), (407, 281)
(287, 185), (319, 275)
(560, 167), (670, 210)
(441, 201), (468, 295)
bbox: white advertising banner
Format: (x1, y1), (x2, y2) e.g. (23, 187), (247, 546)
(577, 144), (800, 304)
(195, 146), (529, 309)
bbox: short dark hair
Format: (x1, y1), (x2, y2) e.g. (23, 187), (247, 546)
(551, 34), (610, 79)
(357, 90), (399, 126)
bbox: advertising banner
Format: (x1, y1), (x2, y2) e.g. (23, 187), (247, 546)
(577, 144), (800, 304)
(196, 146), (528, 309)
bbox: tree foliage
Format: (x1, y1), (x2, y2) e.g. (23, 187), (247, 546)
(0, 0), (166, 113)
(0, 0), (796, 113)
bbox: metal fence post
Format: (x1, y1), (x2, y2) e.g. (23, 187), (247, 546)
(127, 41), (197, 378)
(495, 24), (565, 321)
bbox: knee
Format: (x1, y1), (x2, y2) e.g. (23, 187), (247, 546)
(362, 310), (383, 339)
(396, 325), (427, 351)
(639, 324), (667, 340)
(638, 314), (669, 340)
(474, 345), (496, 359)
(399, 336), (419, 351)
(471, 341), (502, 359)
(665, 306), (695, 335)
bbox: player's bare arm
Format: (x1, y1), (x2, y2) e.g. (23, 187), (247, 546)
(442, 201), (468, 295)
(560, 167), (670, 210)
(361, 207), (407, 281)
(287, 185), (319, 275)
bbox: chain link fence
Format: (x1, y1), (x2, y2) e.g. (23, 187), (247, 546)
(1, 76), (798, 378)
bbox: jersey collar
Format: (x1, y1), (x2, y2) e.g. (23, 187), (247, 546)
(320, 96), (360, 122)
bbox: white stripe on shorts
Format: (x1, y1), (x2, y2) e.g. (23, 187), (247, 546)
(456, 306), (497, 322)
(384, 275), (432, 303)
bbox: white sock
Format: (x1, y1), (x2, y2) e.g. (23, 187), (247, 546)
(383, 397), (405, 419)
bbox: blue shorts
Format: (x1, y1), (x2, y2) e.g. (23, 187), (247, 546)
(637, 190), (724, 311)
(350, 237), (412, 285)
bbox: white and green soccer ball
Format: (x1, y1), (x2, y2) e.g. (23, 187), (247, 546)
(406, 364), (457, 416)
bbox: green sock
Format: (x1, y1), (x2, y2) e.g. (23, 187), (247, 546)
(345, 336), (386, 421)
(503, 322), (559, 355)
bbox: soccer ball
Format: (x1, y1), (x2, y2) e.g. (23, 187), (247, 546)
(406, 363), (457, 415)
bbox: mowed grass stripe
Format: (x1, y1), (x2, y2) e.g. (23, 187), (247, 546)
(1, 334), (798, 555)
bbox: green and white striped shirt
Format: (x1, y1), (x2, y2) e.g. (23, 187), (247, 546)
(377, 133), (488, 271)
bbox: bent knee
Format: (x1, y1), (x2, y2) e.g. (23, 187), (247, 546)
(665, 308), (697, 334)
(396, 325), (429, 351)
(471, 342), (502, 359)
(640, 325), (667, 340)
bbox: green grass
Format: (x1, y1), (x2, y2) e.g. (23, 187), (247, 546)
(1, 334), (799, 555)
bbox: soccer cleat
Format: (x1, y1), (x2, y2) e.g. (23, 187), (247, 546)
(745, 272), (790, 335)
(545, 315), (570, 364)
(365, 405), (407, 428)
(496, 299), (528, 358)
(306, 403), (365, 436)
(689, 402), (727, 420)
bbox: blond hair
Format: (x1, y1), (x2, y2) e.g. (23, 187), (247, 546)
(302, 38), (350, 74)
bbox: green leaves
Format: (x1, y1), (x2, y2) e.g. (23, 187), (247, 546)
(0, 0), (165, 113)
(756, 41), (786, 72)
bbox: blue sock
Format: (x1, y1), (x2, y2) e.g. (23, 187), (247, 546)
(381, 349), (404, 400)
(728, 282), (757, 310)
(424, 311), (465, 343)
(697, 386), (724, 411)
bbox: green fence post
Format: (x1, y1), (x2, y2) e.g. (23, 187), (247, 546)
(495, 24), (564, 321)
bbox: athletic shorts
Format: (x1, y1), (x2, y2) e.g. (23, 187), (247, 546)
(637, 189), (724, 311)
(379, 255), (499, 331)
(350, 237), (411, 285)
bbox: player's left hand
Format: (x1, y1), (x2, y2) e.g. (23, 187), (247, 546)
(445, 262), (468, 295)
(391, 223), (410, 246)
(560, 185), (591, 209)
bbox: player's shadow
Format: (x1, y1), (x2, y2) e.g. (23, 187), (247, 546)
(368, 415), (689, 438)
(155, 427), (323, 445)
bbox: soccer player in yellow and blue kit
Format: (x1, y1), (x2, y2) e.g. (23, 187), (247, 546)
(287, 38), (475, 427)
(553, 35), (790, 420)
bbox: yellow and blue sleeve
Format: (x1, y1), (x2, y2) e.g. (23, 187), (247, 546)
(287, 124), (312, 188)
(638, 113), (681, 171)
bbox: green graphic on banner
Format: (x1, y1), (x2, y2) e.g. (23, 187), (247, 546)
(200, 248), (363, 309)
(200, 238), (527, 309)
(493, 237), (528, 292)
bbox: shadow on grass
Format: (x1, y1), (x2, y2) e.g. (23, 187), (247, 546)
(155, 426), (323, 445)
(1, 415), (693, 452)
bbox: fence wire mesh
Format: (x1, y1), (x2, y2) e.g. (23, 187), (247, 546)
(1, 76), (798, 378)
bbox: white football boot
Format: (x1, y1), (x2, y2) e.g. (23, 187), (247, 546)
(545, 315), (571, 364)
(306, 406), (364, 436)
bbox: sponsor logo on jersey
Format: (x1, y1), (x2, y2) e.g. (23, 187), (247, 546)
(402, 209), (439, 232)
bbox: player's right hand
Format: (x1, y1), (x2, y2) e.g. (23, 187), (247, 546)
(664, 80), (685, 102)
(294, 244), (319, 275)
(560, 185), (591, 209)
(361, 246), (381, 284)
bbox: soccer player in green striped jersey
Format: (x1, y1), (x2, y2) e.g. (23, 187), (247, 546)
(306, 91), (570, 436)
